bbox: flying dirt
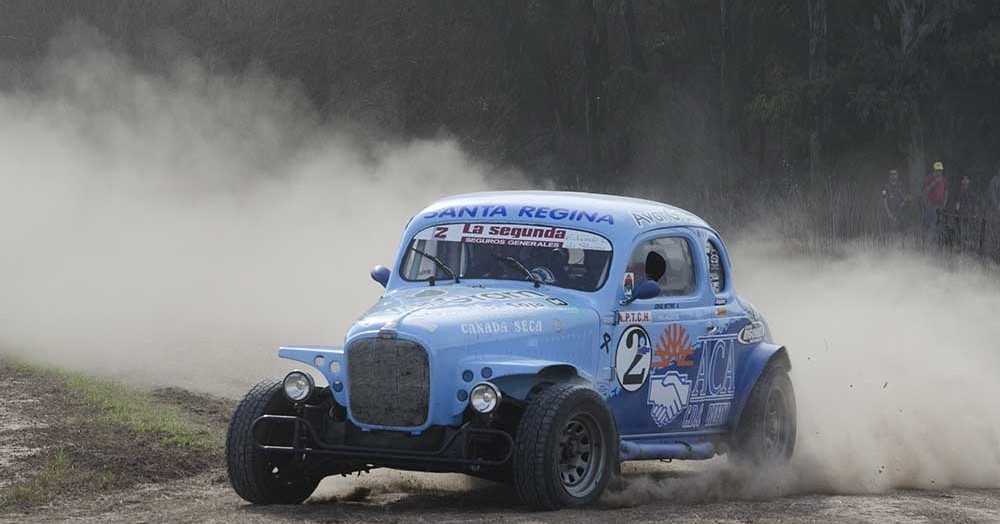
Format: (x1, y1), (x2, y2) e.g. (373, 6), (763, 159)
(1, 27), (999, 521)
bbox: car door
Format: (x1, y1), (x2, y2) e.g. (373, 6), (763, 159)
(692, 231), (746, 431)
(605, 228), (722, 437)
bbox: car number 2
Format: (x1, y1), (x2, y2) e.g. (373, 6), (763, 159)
(615, 325), (651, 392)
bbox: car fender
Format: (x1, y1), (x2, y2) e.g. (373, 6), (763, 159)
(278, 345), (347, 405)
(458, 356), (592, 403)
(729, 343), (790, 429)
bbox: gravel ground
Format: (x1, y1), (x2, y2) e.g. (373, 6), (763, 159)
(3, 361), (998, 523)
(5, 467), (1000, 524)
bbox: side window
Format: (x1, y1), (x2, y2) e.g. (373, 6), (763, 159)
(705, 240), (726, 293)
(627, 237), (695, 297)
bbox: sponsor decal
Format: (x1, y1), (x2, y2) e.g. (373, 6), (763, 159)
(653, 303), (679, 310)
(513, 320), (544, 333)
(703, 402), (732, 427)
(414, 223), (611, 251)
(715, 297), (727, 306)
(631, 206), (702, 228)
(690, 337), (736, 402)
(681, 402), (703, 429)
(623, 272), (634, 299)
(460, 321), (509, 335)
(737, 321), (766, 345)
(552, 318), (563, 333)
(615, 325), (652, 392)
(647, 333), (737, 428)
(377, 289), (548, 315)
(460, 319), (543, 335)
(707, 241), (724, 293)
(649, 370), (692, 426)
(716, 306), (728, 316)
(422, 206), (614, 225)
(652, 324), (694, 369)
(618, 311), (652, 324)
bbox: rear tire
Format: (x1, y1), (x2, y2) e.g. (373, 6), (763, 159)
(731, 364), (796, 466)
(226, 379), (320, 504)
(512, 384), (618, 510)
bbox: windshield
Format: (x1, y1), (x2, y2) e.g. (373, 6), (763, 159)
(400, 223), (613, 291)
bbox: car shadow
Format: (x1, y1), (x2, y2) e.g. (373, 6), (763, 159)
(237, 468), (715, 521)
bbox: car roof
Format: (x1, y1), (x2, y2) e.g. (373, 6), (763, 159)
(416, 190), (712, 233)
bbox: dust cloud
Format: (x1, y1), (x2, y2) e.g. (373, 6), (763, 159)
(2, 27), (999, 501)
(607, 240), (1000, 504)
(0, 27), (515, 395)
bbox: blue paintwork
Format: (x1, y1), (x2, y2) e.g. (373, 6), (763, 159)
(277, 191), (789, 461)
(370, 265), (391, 288)
(619, 440), (715, 461)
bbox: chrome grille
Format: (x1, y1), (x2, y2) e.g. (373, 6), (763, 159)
(347, 338), (430, 427)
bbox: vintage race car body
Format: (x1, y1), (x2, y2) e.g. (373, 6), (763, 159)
(230, 191), (794, 508)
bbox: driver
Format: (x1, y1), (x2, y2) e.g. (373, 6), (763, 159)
(645, 251), (667, 283)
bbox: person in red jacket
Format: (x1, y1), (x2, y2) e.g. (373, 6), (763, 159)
(922, 161), (948, 239)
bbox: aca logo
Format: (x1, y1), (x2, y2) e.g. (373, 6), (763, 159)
(646, 324), (695, 426)
(647, 327), (737, 428)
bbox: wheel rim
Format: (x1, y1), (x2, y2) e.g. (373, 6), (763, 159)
(557, 412), (605, 498)
(763, 387), (790, 461)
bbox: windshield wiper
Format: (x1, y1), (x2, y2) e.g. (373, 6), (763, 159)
(491, 253), (542, 288)
(409, 246), (459, 285)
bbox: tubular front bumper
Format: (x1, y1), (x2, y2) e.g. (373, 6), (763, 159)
(251, 415), (514, 468)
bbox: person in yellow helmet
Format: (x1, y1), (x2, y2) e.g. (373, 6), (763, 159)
(922, 161), (948, 239)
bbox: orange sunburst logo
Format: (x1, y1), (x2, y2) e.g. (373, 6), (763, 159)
(652, 324), (694, 369)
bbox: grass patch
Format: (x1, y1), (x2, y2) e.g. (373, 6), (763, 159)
(0, 356), (228, 512)
(3, 357), (218, 449)
(61, 371), (217, 448)
(0, 450), (114, 511)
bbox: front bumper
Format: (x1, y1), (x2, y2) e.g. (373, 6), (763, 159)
(251, 414), (514, 469)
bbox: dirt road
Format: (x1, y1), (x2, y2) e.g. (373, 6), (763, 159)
(5, 466), (1000, 524)
(3, 360), (999, 523)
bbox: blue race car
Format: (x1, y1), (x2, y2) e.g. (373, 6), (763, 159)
(226, 191), (795, 510)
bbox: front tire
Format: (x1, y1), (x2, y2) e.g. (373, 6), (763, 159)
(512, 384), (619, 510)
(226, 379), (320, 504)
(731, 364), (797, 466)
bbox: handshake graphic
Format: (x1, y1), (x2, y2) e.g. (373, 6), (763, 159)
(648, 371), (692, 427)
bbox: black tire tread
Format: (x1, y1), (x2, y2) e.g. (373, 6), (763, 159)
(732, 362), (796, 465)
(512, 383), (617, 510)
(226, 378), (319, 504)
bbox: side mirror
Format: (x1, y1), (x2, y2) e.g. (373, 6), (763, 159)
(621, 280), (660, 305)
(370, 265), (390, 288)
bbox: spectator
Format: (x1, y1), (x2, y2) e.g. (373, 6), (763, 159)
(990, 163), (1000, 216)
(922, 161), (948, 239)
(945, 174), (978, 252)
(949, 174), (977, 217)
(879, 168), (908, 236)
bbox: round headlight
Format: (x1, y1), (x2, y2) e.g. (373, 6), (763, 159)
(282, 371), (314, 402)
(469, 382), (501, 414)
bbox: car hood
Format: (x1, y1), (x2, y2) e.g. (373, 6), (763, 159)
(347, 284), (601, 359)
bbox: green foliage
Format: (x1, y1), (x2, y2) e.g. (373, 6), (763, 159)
(2, 0), (999, 193)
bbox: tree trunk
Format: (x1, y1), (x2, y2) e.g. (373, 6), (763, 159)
(583, 0), (609, 186)
(718, 0), (742, 184)
(623, 0), (645, 71)
(885, 0), (957, 189)
(907, 104), (926, 191)
(807, 0), (828, 186)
